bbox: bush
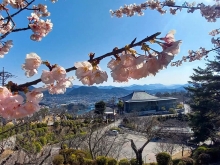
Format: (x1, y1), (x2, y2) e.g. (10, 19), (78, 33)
(197, 153), (210, 165)
(173, 159), (181, 165)
(119, 159), (130, 165)
(84, 158), (97, 165)
(192, 146), (207, 160)
(34, 142), (42, 153)
(39, 136), (47, 146)
(177, 161), (185, 165)
(130, 158), (137, 165)
(107, 157), (117, 165)
(169, 108), (176, 114)
(27, 130), (35, 138)
(53, 154), (64, 165)
(180, 157), (194, 165)
(156, 152), (172, 165)
(96, 156), (108, 165)
(149, 163), (157, 165)
(68, 154), (78, 164)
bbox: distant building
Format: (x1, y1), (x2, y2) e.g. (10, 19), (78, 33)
(104, 107), (116, 121)
(119, 91), (177, 114)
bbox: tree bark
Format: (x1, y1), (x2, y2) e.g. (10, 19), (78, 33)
(130, 139), (150, 165)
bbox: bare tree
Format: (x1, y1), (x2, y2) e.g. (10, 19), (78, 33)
(123, 116), (162, 165)
(85, 123), (128, 159)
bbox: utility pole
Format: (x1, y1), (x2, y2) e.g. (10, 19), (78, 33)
(112, 96), (116, 126)
(0, 67), (16, 86)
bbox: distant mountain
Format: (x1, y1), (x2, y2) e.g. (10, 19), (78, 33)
(120, 84), (188, 91)
(67, 86), (130, 96)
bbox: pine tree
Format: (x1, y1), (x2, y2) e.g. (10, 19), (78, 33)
(186, 50), (220, 144)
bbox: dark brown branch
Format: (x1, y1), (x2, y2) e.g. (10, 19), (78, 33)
(17, 32), (161, 88)
(12, 26), (31, 32)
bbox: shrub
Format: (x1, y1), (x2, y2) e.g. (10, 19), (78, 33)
(149, 163), (157, 165)
(107, 157), (117, 165)
(119, 159), (130, 165)
(192, 146), (207, 160)
(177, 161), (185, 165)
(96, 156), (108, 165)
(54, 121), (59, 128)
(27, 130), (35, 138)
(34, 142), (42, 153)
(156, 152), (172, 165)
(130, 158), (137, 165)
(180, 157), (194, 165)
(39, 136), (47, 146)
(161, 107), (166, 111)
(68, 154), (78, 164)
(61, 143), (68, 149)
(169, 108), (176, 114)
(197, 153), (210, 165)
(84, 158), (97, 165)
(173, 159), (181, 165)
(53, 154), (64, 165)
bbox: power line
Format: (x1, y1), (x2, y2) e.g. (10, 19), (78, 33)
(0, 67), (16, 86)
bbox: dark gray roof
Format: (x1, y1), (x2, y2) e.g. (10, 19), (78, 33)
(119, 91), (177, 102)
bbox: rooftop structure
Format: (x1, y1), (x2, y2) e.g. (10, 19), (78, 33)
(119, 91), (177, 114)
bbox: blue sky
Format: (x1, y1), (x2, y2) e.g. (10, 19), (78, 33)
(0, 0), (218, 87)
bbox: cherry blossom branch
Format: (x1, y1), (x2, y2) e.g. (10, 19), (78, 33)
(110, 0), (220, 21)
(0, 6), (16, 40)
(171, 46), (220, 67)
(12, 26), (31, 32)
(17, 32), (161, 89)
(4, 0), (36, 20)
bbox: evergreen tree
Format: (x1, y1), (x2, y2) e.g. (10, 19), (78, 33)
(186, 50), (220, 144)
(94, 101), (106, 115)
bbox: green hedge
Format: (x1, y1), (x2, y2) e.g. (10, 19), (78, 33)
(156, 152), (172, 165)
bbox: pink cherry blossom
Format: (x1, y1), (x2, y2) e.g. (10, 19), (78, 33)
(107, 58), (121, 70)
(161, 30), (176, 44)
(26, 87), (45, 104)
(75, 61), (93, 79)
(46, 77), (74, 94)
(111, 64), (129, 82)
(29, 18), (53, 41)
(162, 40), (182, 56)
(22, 52), (42, 77)
(0, 86), (12, 99)
(41, 70), (54, 84)
(120, 53), (136, 67)
(23, 102), (40, 115)
(146, 56), (160, 76)
(52, 65), (66, 81)
(158, 52), (174, 69)
(90, 70), (108, 85)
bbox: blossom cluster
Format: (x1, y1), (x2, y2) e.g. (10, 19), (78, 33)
(0, 86), (44, 119)
(28, 13), (53, 41)
(199, 3), (220, 22)
(109, 0), (167, 17)
(107, 42), (181, 82)
(0, 40), (13, 58)
(171, 47), (208, 67)
(41, 65), (73, 94)
(75, 61), (108, 85)
(2, 0), (27, 9)
(110, 0), (220, 22)
(0, 15), (13, 35)
(209, 29), (220, 36)
(33, 4), (51, 17)
(22, 53), (73, 95)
